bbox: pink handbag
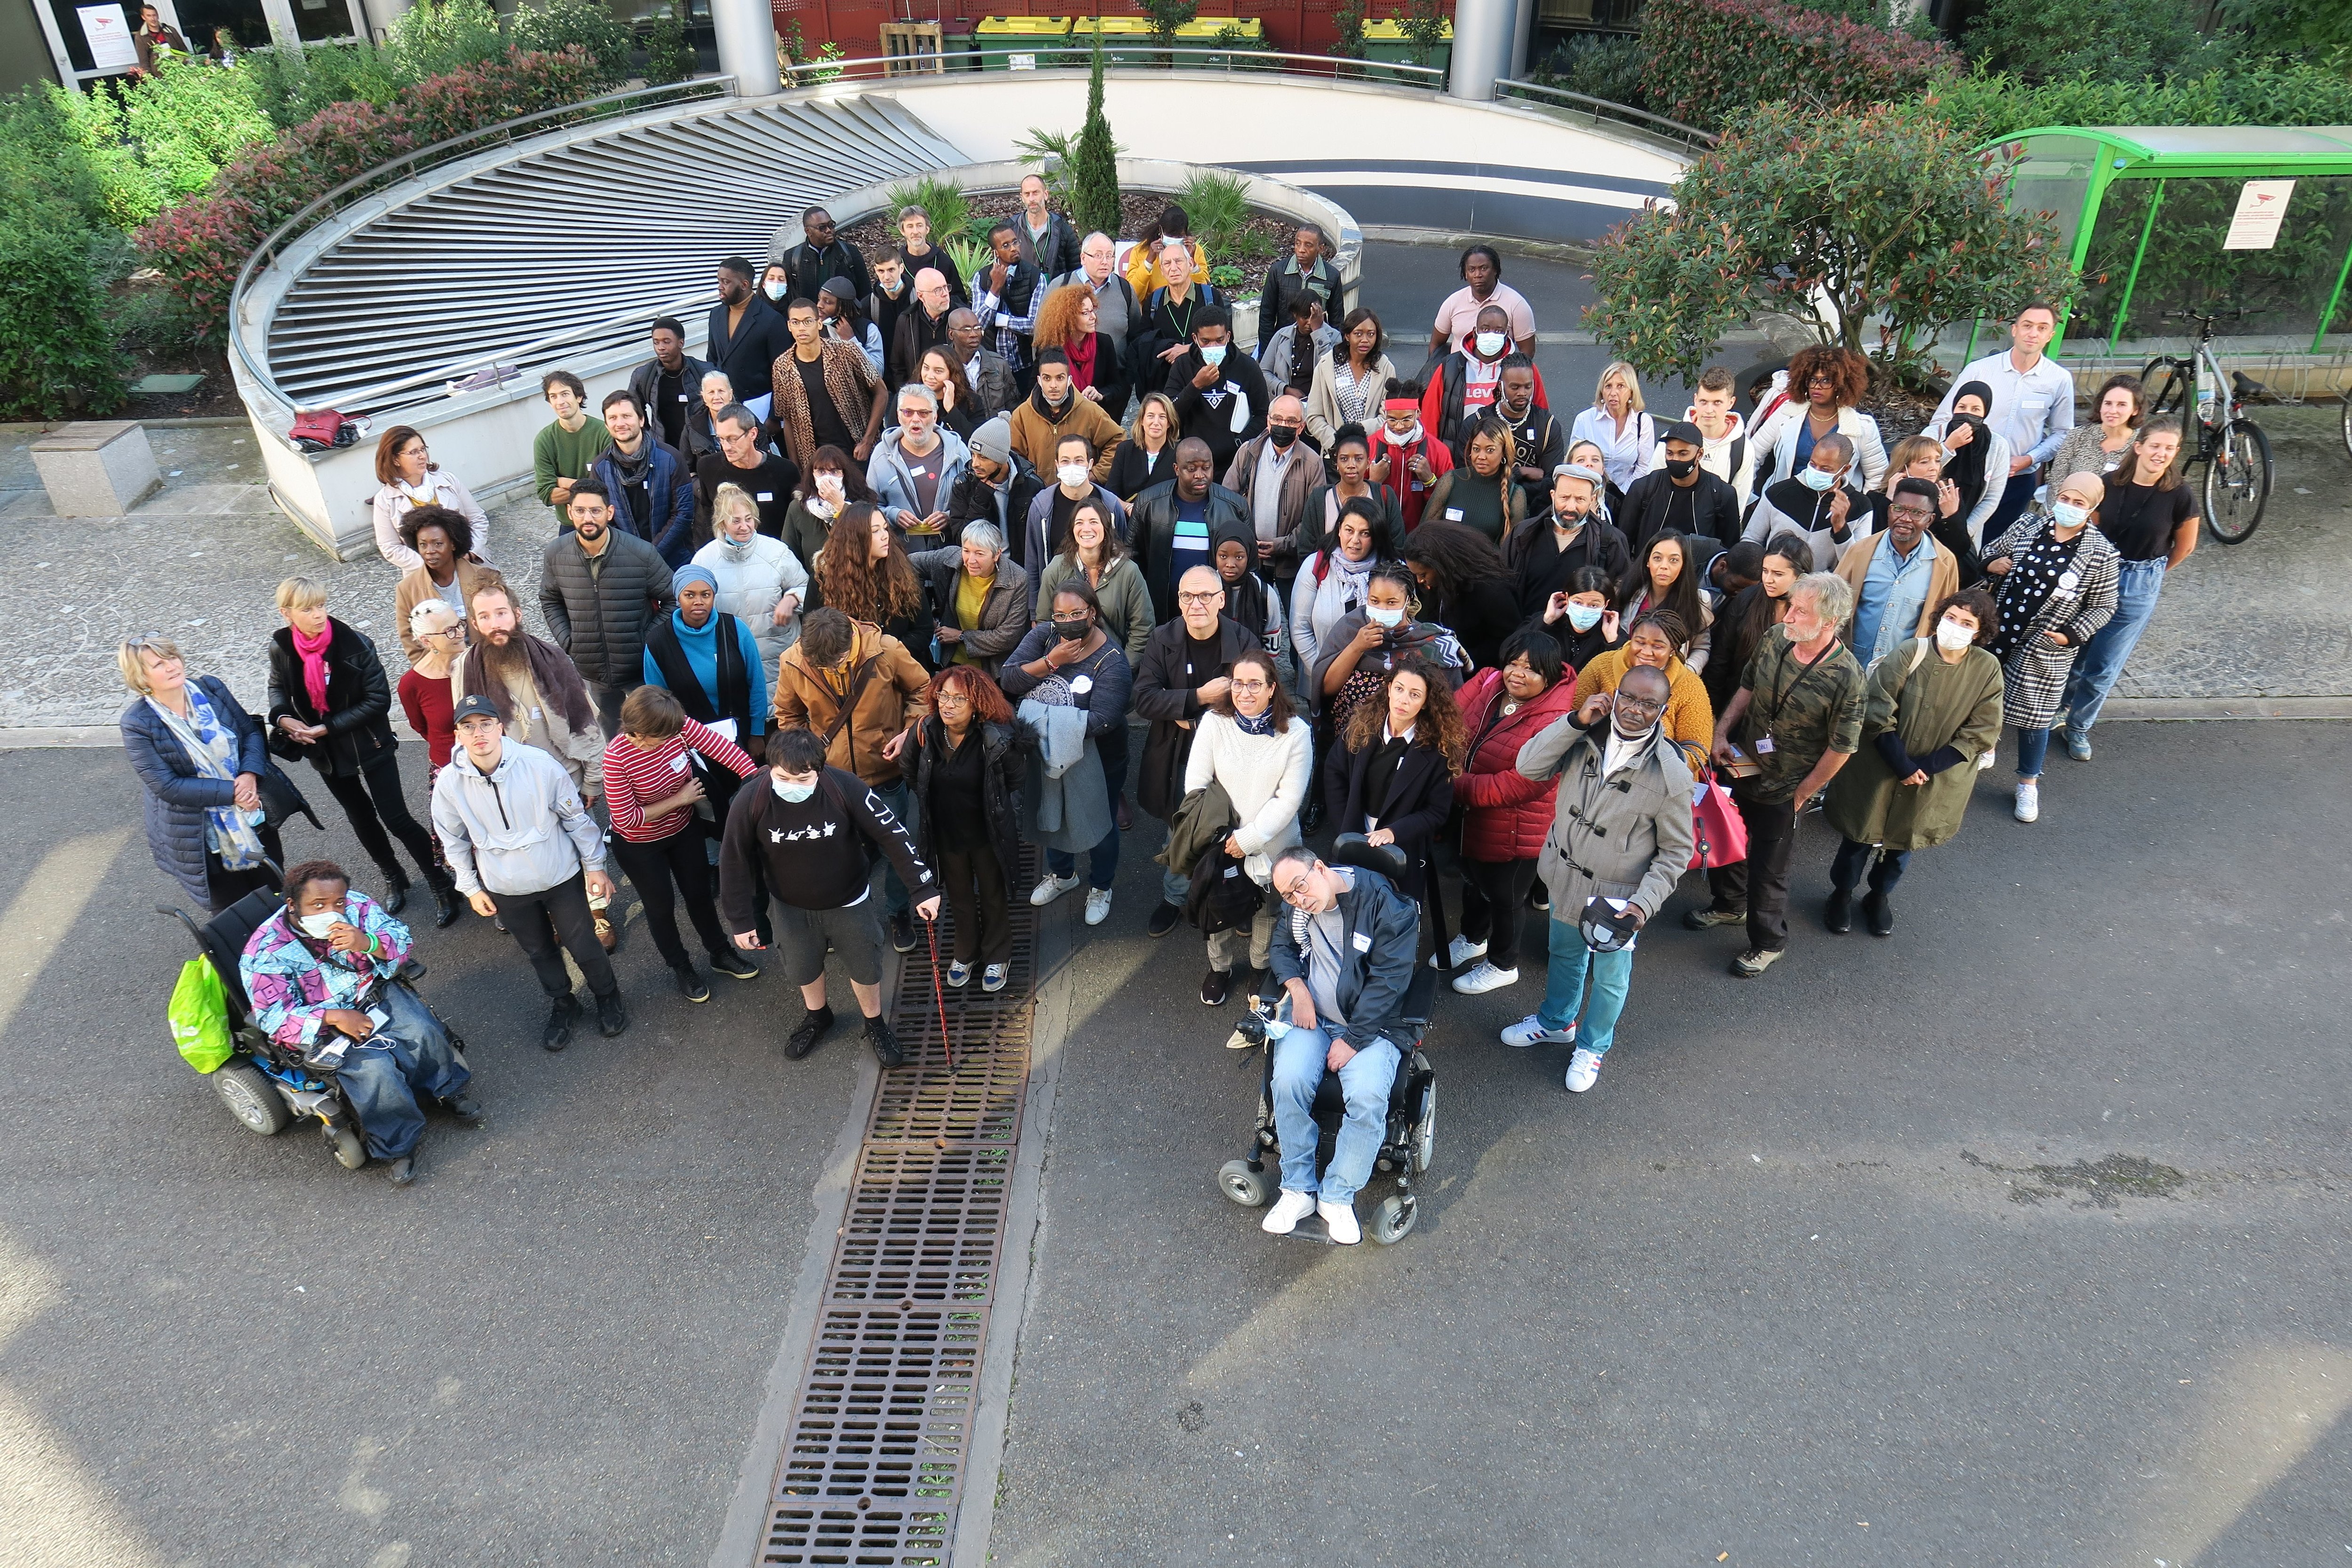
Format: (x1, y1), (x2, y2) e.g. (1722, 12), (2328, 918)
(1675, 742), (1748, 870)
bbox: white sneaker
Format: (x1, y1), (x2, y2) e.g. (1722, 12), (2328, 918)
(1084, 887), (1112, 926)
(1262, 1189), (1315, 1234)
(1317, 1198), (1361, 1245)
(1430, 933), (1489, 970)
(1451, 960), (1518, 995)
(1564, 1046), (1603, 1093)
(981, 963), (1008, 993)
(1029, 873), (1081, 906)
(1501, 1014), (1575, 1048)
(945, 960), (971, 988)
(2014, 780), (2040, 823)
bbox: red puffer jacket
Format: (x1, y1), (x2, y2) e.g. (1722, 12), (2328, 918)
(1453, 667), (1584, 862)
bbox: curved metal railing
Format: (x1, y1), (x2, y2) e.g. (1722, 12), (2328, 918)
(229, 75), (738, 406)
(783, 46), (1450, 86)
(1494, 77), (1717, 153)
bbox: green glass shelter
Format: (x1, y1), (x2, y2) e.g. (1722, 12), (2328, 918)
(1982, 126), (2352, 364)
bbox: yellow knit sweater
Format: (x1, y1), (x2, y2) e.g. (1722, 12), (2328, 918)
(1570, 647), (1716, 752)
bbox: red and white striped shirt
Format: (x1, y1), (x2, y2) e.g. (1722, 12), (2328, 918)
(601, 719), (756, 843)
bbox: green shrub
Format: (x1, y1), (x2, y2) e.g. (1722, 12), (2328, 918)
(2217, 0), (2352, 54)
(111, 281), (207, 357)
(942, 234), (994, 285)
(1070, 30), (1122, 238)
(1923, 61), (2352, 149)
(388, 0), (505, 85)
(1640, 0), (1956, 131)
(240, 41), (402, 130)
(121, 55), (275, 207)
(642, 5), (692, 86)
(1176, 168), (1252, 260)
(1011, 127), (1078, 210)
(0, 212), (125, 418)
(1331, 0), (1368, 60)
(1584, 100), (2075, 385)
(509, 0), (636, 86)
(1537, 34), (1647, 106)
(1136, 0), (1199, 48)
(1963, 0), (2217, 85)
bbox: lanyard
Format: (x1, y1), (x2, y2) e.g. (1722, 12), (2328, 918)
(1764, 637), (1839, 724)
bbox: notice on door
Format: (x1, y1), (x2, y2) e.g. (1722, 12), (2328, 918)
(2222, 180), (2296, 251)
(76, 2), (138, 68)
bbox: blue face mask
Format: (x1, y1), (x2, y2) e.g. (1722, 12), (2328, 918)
(1797, 465), (1836, 492)
(1566, 604), (1604, 632)
(772, 776), (816, 803)
(1200, 344), (1227, 368)
(1366, 604), (1406, 629)
(2050, 501), (2089, 529)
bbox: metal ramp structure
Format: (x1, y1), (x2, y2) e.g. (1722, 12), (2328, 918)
(261, 95), (967, 416)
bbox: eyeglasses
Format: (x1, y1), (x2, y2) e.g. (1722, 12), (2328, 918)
(1229, 679), (1270, 693)
(1612, 692), (1668, 714)
(1176, 591), (1223, 606)
(124, 629), (170, 649)
(1275, 875), (1317, 904)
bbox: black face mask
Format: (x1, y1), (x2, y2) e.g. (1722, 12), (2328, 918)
(1053, 618), (1091, 642)
(1665, 457), (1698, 480)
(1268, 424), (1301, 449)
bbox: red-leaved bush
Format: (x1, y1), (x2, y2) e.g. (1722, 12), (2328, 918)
(1640, 0), (1957, 132)
(136, 46), (605, 343)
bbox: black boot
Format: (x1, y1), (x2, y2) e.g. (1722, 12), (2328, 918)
(379, 868), (412, 917)
(1823, 889), (1852, 934)
(1863, 891), (1894, 938)
(427, 869), (460, 929)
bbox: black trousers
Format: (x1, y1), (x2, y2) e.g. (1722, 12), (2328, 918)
(322, 754), (437, 887)
(607, 825), (731, 970)
(1705, 781), (1798, 953)
(500, 870), (620, 1000)
(935, 844), (1013, 964)
(204, 821), (287, 912)
(1457, 855), (1540, 968)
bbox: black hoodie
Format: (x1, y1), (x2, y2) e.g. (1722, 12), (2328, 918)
(717, 765), (933, 927)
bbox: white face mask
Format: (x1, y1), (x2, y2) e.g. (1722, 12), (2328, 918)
(1934, 616), (1976, 653)
(772, 776), (816, 803)
(1797, 465), (1836, 492)
(815, 473), (844, 500)
(1200, 344), (1227, 368)
(1565, 603), (1604, 632)
(297, 910), (343, 939)
(1474, 331), (1506, 358)
(2050, 500), (2089, 530)
(763, 281), (787, 300)
(1366, 604), (1406, 629)
(1056, 462), (1089, 489)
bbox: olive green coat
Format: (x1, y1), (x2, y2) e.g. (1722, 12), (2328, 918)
(1823, 639), (2004, 852)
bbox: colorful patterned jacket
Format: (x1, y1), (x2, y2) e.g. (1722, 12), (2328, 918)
(239, 890), (412, 1048)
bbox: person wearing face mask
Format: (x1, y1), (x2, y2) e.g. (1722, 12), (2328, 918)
(1820, 589), (2004, 938)
(1699, 572), (1866, 978)
(1310, 563), (1470, 734)
(1743, 430), (1870, 571)
(1422, 304), (1549, 453)
(1926, 381), (2014, 560)
(694, 483), (809, 672)
(1448, 629), (1581, 995)
(1502, 661), (1694, 1094)
(1008, 349), (1124, 486)
(696, 401), (802, 548)
(906, 665), (1030, 991)
(1018, 430), (1128, 588)
(1617, 421), (1741, 561)
(1980, 471), (2120, 823)
(1001, 581), (1133, 927)
(718, 727), (940, 1067)
(1166, 307), (1271, 473)
(1367, 380), (1454, 532)
(2057, 416), (2197, 762)
(1509, 462), (1633, 621)
(867, 383), (970, 546)
(1834, 478), (1961, 668)
(240, 860), (477, 1186)
(1535, 566), (1621, 672)
(782, 446), (879, 577)
(1220, 393), (1319, 596)
(1570, 609), (1714, 751)
(707, 257), (792, 415)
(891, 269), (957, 391)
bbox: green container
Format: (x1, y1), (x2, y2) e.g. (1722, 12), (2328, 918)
(973, 15), (1072, 72)
(1359, 17), (1450, 80)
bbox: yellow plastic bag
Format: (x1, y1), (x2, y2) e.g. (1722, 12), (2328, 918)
(168, 957), (233, 1074)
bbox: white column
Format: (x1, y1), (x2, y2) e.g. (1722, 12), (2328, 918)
(257, 0), (305, 52)
(1508, 0), (1536, 80)
(1447, 0), (1511, 101)
(710, 0), (782, 96)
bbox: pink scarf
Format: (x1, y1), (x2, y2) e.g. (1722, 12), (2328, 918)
(292, 622), (334, 716)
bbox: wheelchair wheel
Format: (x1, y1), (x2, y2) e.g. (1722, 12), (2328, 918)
(1368, 1194), (1418, 1245)
(324, 1122), (368, 1170)
(215, 1062), (290, 1135)
(1219, 1159), (1272, 1207)
(1411, 1081), (1435, 1175)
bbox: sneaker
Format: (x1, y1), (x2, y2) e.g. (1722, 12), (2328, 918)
(1084, 887), (1113, 926)
(595, 912), (619, 953)
(1262, 1189), (1315, 1234)
(1823, 889), (1852, 934)
(542, 993), (580, 1052)
(1526, 884), (1550, 913)
(1730, 947), (1783, 979)
(1564, 1046), (1603, 1093)
(1146, 900), (1184, 938)
(672, 964), (710, 1003)
(785, 1006), (834, 1059)
(1501, 1014), (1574, 1048)
(946, 959), (972, 988)
(1317, 1199), (1361, 1245)
(709, 947), (761, 980)
(596, 992), (629, 1037)
(889, 912), (918, 954)
(1431, 934), (1489, 970)
(981, 963), (1009, 994)
(864, 1015), (905, 1068)
(2063, 728), (2093, 762)
(1452, 960), (1518, 995)
(387, 1154), (416, 1186)
(2014, 780), (2040, 822)
(1029, 873), (1081, 907)
(442, 1092), (483, 1126)
(1200, 969), (1232, 1007)
(1684, 905), (1746, 930)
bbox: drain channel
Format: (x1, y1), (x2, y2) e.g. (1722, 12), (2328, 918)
(758, 874), (1038, 1566)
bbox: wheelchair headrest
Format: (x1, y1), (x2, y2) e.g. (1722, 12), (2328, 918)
(199, 886), (283, 1017)
(1327, 832), (1408, 880)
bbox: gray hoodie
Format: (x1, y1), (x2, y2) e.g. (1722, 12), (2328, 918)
(431, 739), (606, 898)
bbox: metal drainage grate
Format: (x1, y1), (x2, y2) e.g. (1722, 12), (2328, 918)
(760, 870), (1040, 1566)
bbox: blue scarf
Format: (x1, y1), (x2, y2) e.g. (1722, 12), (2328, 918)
(1233, 707), (1276, 737)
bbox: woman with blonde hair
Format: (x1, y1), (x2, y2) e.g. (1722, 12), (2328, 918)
(814, 502), (934, 664)
(1569, 360), (1658, 509)
(694, 481), (810, 669)
(369, 425), (489, 574)
(1032, 283), (1113, 405)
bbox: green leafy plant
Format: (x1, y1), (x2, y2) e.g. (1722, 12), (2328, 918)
(1400, 0), (1448, 65)
(1583, 100), (2076, 386)
(943, 234), (995, 286)
(642, 2), (692, 86)
(387, 0), (505, 84)
(1963, 0), (2217, 86)
(1011, 127), (1078, 210)
(1921, 61), (2352, 148)
(508, 0), (636, 84)
(1208, 262), (1244, 289)
(1137, 0), (1199, 50)
(0, 212), (125, 417)
(1536, 33), (1647, 106)
(1331, 0), (1368, 61)
(1176, 167), (1253, 260)
(1640, 0), (1955, 131)
(1070, 29), (1122, 237)
(239, 40), (403, 130)
(2217, 0), (2352, 54)
(884, 174), (971, 247)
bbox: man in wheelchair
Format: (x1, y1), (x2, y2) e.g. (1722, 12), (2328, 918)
(1258, 844), (1422, 1245)
(239, 859), (477, 1186)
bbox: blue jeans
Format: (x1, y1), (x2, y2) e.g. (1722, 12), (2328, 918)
(2014, 724), (2051, 779)
(1830, 836), (1909, 897)
(1539, 917), (1634, 1056)
(1159, 821), (1191, 907)
(1270, 1022), (1401, 1206)
(2063, 557), (2167, 738)
(1047, 825), (1120, 891)
(336, 984), (469, 1159)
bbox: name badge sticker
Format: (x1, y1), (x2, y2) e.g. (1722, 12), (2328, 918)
(1755, 736), (1776, 755)
(1351, 931), (1373, 953)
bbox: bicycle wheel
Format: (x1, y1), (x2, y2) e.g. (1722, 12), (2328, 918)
(2141, 358), (2193, 420)
(2202, 417), (2272, 544)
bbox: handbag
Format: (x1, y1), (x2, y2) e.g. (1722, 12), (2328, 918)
(1673, 740), (1748, 871)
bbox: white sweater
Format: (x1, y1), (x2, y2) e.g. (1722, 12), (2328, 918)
(693, 533), (810, 667)
(1184, 709), (1312, 880)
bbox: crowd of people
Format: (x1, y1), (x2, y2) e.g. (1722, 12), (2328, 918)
(123, 200), (2173, 1218)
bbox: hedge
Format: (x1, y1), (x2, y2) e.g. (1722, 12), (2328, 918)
(137, 45), (606, 344)
(1640, 0), (1957, 132)
(1924, 62), (2352, 151)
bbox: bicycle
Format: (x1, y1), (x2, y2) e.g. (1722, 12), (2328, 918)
(2137, 308), (2274, 545)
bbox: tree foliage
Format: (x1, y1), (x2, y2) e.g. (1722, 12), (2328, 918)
(1584, 101), (2076, 386)
(1963, 0), (2219, 86)
(1070, 31), (1122, 239)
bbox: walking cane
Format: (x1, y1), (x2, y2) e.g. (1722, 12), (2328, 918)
(924, 914), (954, 1069)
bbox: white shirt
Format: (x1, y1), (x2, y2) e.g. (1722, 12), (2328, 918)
(1930, 349), (2075, 467)
(1602, 722), (1654, 779)
(1569, 406), (1660, 492)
